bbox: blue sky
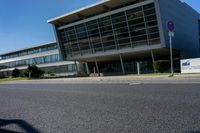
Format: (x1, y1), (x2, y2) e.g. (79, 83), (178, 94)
(0, 0), (199, 54)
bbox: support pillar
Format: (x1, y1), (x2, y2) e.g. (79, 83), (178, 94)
(119, 54), (125, 75)
(95, 58), (100, 76)
(85, 62), (90, 75)
(75, 60), (79, 74)
(150, 49), (156, 73)
(137, 62), (140, 75)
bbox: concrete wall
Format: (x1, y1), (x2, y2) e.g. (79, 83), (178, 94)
(157, 0), (200, 58)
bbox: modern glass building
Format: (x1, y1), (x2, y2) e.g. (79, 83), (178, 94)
(0, 42), (78, 77)
(48, 0), (200, 75)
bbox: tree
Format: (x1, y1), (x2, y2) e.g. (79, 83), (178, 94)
(24, 65), (44, 78)
(12, 68), (21, 78)
(153, 60), (170, 73)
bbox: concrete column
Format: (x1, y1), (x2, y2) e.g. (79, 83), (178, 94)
(137, 62), (140, 75)
(119, 54), (125, 75)
(75, 61), (79, 74)
(95, 58), (100, 76)
(85, 62), (90, 75)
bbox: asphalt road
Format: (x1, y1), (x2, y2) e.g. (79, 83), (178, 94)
(0, 83), (200, 133)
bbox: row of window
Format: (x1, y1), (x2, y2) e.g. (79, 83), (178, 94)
(58, 3), (160, 57)
(198, 20), (200, 36)
(41, 64), (76, 73)
(0, 54), (59, 68)
(60, 5), (156, 42)
(1, 44), (58, 60)
(199, 20), (200, 53)
(0, 64), (76, 76)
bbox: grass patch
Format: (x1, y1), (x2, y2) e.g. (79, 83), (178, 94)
(127, 73), (200, 77)
(128, 73), (179, 76)
(176, 73), (200, 75)
(0, 77), (28, 82)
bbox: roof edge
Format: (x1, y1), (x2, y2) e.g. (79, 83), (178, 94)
(47, 0), (110, 24)
(0, 41), (57, 56)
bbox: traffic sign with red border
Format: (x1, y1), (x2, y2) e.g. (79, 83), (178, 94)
(167, 20), (175, 32)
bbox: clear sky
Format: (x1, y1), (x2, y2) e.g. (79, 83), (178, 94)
(0, 0), (199, 54)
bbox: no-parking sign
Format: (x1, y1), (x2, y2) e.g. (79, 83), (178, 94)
(167, 20), (175, 32)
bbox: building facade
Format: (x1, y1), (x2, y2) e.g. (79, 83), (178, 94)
(48, 0), (200, 75)
(0, 42), (78, 77)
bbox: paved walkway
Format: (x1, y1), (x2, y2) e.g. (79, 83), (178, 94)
(1, 74), (200, 84)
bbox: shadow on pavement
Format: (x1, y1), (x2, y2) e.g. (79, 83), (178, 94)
(0, 119), (40, 133)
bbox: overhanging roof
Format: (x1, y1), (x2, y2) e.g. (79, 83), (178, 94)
(47, 0), (139, 25)
(0, 41), (57, 57)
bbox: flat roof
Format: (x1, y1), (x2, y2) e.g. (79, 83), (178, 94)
(0, 41), (57, 56)
(47, 0), (138, 25)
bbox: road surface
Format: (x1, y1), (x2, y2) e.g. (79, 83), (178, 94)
(0, 81), (200, 133)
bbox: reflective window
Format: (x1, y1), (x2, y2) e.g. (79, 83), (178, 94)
(0, 54), (60, 68)
(198, 20), (200, 37)
(58, 2), (160, 57)
(1, 44), (58, 60)
(198, 20), (200, 52)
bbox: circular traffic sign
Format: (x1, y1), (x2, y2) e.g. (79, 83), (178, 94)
(167, 20), (175, 32)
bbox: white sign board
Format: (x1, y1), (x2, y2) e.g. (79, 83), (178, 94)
(181, 58), (200, 73)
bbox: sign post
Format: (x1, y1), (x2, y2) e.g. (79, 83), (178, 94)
(167, 20), (175, 76)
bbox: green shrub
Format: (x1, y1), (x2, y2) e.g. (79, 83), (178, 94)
(0, 74), (6, 79)
(50, 73), (55, 77)
(24, 65), (44, 78)
(153, 60), (170, 73)
(78, 71), (88, 77)
(12, 68), (21, 78)
(44, 70), (52, 75)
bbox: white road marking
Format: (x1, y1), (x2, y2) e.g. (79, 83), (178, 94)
(129, 82), (141, 85)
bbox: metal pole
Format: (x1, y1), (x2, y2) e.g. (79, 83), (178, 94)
(169, 32), (174, 75)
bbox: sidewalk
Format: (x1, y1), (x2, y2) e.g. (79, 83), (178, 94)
(1, 73), (200, 84)
(57, 73), (200, 81)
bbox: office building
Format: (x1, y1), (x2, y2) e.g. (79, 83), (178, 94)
(0, 42), (78, 77)
(51, 0), (200, 74)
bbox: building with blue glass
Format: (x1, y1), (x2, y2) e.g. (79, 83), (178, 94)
(0, 42), (78, 77)
(48, 0), (200, 75)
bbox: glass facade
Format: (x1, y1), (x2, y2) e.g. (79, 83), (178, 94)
(0, 43), (58, 60)
(199, 20), (200, 35)
(88, 59), (153, 74)
(199, 20), (200, 51)
(58, 2), (160, 58)
(0, 41), (77, 77)
(0, 54), (59, 68)
(41, 64), (76, 74)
